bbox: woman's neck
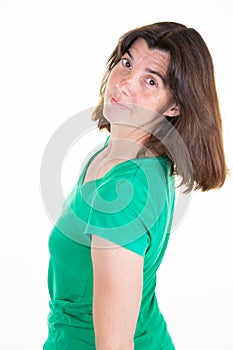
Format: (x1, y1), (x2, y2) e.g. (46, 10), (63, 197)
(103, 124), (154, 160)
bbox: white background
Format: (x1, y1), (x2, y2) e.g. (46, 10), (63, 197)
(1, 0), (233, 349)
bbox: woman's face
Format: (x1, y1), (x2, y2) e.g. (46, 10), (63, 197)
(103, 39), (178, 130)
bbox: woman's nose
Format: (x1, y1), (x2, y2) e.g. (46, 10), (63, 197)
(117, 75), (135, 96)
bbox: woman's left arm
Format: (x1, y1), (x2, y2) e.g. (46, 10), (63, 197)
(91, 234), (144, 350)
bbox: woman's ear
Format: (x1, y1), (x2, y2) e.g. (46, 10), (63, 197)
(163, 103), (181, 117)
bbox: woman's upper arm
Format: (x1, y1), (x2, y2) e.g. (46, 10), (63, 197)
(91, 234), (144, 349)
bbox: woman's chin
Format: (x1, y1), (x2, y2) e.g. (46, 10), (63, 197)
(103, 105), (132, 124)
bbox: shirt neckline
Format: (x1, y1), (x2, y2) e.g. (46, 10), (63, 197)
(79, 135), (167, 187)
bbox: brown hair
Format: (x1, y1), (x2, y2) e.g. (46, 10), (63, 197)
(92, 22), (228, 192)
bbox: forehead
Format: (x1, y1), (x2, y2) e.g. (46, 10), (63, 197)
(126, 38), (170, 70)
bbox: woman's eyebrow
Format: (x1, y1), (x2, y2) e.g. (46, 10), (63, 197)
(125, 49), (166, 85)
(145, 68), (166, 85)
(126, 49), (134, 61)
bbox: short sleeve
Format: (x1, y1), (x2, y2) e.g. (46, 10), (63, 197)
(83, 159), (168, 256)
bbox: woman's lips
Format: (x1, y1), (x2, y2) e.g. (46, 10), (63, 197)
(110, 97), (131, 110)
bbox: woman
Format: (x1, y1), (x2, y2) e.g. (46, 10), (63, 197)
(43, 22), (227, 349)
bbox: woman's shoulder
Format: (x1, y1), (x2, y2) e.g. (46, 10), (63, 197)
(109, 154), (170, 179)
(96, 155), (172, 200)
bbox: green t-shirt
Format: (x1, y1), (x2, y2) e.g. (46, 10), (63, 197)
(43, 135), (176, 350)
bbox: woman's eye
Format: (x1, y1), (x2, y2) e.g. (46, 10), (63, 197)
(121, 58), (131, 68)
(147, 78), (157, 87)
